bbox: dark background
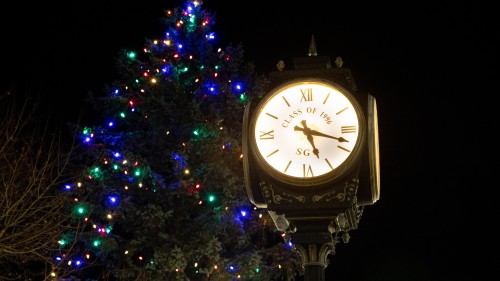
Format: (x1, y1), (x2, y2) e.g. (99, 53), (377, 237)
(1, 1), (497, 280)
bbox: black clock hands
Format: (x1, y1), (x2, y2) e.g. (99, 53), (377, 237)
(294, 120), (320, 158)
(294, 120), (349, 159)
(308, 129), (349, 143)
(294, 120), (349, 143)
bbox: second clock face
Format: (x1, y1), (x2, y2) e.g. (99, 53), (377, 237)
(251, 79), (362, 183)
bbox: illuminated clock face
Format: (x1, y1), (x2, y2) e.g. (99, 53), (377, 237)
(250, 79), (363, 184)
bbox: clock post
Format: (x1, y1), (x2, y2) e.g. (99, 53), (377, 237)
(243, 36), (380, 280)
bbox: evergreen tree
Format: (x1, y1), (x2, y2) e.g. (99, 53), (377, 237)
(55, 1), (302, 280)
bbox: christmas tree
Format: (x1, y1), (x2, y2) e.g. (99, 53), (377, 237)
(54, 1), (302, 280)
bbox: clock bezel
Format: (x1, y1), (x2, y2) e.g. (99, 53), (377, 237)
(249, 78), (366, 188)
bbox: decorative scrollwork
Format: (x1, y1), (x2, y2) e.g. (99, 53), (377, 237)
(260, 182), (305, 204)
(312, 190), (345, 202)
(313, 177), (359, 203)
(294, 243), (334, 268)
(295, 244), (308, 264)
(312, 182), (347, 203)
(355, 205), (364, 224)
(283, 192), (305, 203)
(272, 193), (293, 203)
(346, 177), (358, 203)
(318, 243), (334, 265)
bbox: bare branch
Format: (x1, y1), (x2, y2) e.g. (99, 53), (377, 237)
(0, 91), (84, 280)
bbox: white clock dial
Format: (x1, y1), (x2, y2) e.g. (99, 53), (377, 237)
(251, 80), (362, 182)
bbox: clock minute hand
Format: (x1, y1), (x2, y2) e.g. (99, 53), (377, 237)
(308, 129), (349, 143)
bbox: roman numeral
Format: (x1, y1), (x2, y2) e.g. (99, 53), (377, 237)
(259, 130), (274, 140)
(341, 126), (356, 133)
(300, 88), (313, 102)
(303, 164), (314, 177)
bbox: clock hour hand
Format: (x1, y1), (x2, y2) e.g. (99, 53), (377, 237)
(308, 129), (349, 143)
(294, 120), (320, 158)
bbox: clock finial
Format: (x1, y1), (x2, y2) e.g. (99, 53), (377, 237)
(335, 56), (343, 68)
(276, 60), (285, 71)
(308, 35), (318, 57)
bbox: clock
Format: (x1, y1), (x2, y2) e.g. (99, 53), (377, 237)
(248, 78), (366, 188)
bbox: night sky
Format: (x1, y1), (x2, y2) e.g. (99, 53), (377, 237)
(2, 1), (497, 280)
